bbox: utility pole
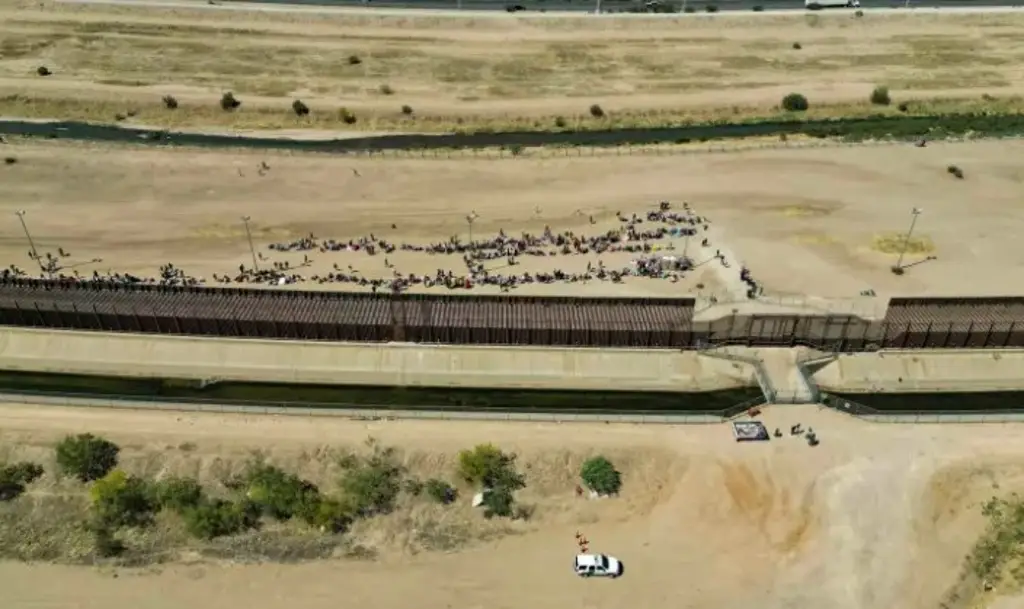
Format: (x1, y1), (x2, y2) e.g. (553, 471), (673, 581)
(241, 215), (259, 272)
(15, 210), (42, 271)
(595, 0), (602, 14)
(892, 207), (922, 274)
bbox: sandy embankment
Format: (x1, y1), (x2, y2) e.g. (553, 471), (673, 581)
(811, 350), (1024, 393)
(0, 403), (1021, 609)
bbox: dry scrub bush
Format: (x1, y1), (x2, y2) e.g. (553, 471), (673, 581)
(871, 86), (891, 106)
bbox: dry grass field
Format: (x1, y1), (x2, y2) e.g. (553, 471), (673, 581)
(2, 0), (1024, 133)
(0, 402), (1023, 609)
(2, 137), (1023, 304)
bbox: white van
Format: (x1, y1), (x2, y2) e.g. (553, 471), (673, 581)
(806, 0), (860, 8)
(574, 553), (623, 578)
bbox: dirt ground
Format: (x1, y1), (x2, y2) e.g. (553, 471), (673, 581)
(2, 138), (1022, 304)
(2, 0), (1024, 131)
(0, 402), (1020, 609)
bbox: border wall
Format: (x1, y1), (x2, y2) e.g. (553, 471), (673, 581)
(2, 280), (1024, 350)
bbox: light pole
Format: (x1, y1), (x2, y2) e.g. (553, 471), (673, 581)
(14, 210), (42, 270)
(241, 215), (259, 272)
(466, 211), (479, 250)
(892, 207), (922, 274)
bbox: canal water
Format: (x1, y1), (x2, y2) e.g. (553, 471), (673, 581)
(0, 371), (762, 414)
(829, 391), (1024, 412)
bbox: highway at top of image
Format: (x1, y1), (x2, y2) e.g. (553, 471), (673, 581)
(57, 0), (1024, 15)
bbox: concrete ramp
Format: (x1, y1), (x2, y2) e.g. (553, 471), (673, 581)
(698, 347), (819, 404)
(0, 328), (757, 393)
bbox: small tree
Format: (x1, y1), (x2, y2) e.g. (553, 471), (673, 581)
(781, 92), (809, 112)
(589, 104), (605, 118)
(0, 462), (44, 501)
(401, 104), (414, 115)
(292, 99), (310, 116)
(90, 469), (157, 528)
(56, 433), (120, 482)
(580, 456), (622, 496)
(870, 86), (891, 106)
(220, 92), (241, 111)
(424, 479), (457, 505)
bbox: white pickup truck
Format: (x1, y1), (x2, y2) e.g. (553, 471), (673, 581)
(806, 0), (861, 8)
(574, 553), (623, 578)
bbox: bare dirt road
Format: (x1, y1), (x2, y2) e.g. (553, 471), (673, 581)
(3, 138), (1022, 304)
(0, 402), (1019, 609)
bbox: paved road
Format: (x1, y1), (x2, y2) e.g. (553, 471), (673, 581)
(58, 0), (1024, 15)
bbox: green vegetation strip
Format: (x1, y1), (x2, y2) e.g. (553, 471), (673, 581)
(0, 371), (762, 414)
(4, 432), (620, 564)
(2, 109), (1024, 153)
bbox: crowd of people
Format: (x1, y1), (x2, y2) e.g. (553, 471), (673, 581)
(4, 201), (761, 298)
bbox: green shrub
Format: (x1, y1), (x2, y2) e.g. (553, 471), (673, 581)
(401, 104), (414, 115)
(92, 525), (126, 558)
(89, 469), (157, 528)
(238, 462), (319, 521)
(162, 95), (178, 110)
(554, 116), (567, 128)
(297, 496), (352, 533)
(339, 108), (357, 125)
(458, 444), (525, 519)
(183, 499), (259, 540)
(781, 93), (809, 112)
(0, 461), (44, 501)
(482, 487), (515, 519)
(589, 104), (605, 118)
(153, 476), (204, 513)
(898, 102), (910, 112)
(378, 83), (395, 95)
(338, 446), (403, 517)
(403, 478), (424, 497)
(580, 456), (622, 496)
(458, 444), (511, 487)
(424, 479), (457, 505)
(56, 433), (120, 482)
(704, 4), (718, 12)
(347, 54), (362, 65)
(870, 86), (891, 106)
